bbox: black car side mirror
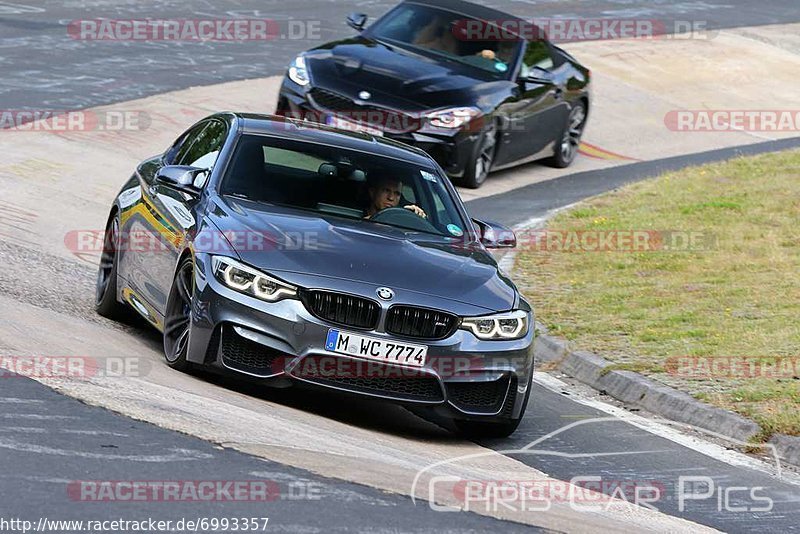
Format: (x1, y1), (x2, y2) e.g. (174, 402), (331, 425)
(346, 13), (368, 31)
(472, 219), (516, 249)
(155, 165), (206, 195)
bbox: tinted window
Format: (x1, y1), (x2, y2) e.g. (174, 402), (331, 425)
(220, 135), (467, 237)
(178, 120), (227, 169)
(367, 4), (522, 77)
(165, 122), (206, 164)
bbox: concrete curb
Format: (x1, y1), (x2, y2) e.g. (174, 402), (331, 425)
(533, 330), (800, 467)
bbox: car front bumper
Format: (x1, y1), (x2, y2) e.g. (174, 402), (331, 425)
(187, 254), (534, 422)
(276, 78), (480, 179)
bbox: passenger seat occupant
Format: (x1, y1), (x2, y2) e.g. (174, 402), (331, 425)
(365, 177), (427, 219)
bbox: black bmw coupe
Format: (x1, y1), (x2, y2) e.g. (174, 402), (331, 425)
(277, 0), (591, 188)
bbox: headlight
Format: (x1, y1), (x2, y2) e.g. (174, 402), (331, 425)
(211, 256), (297, 302)
(426, 107), (481, 129)
(461, 310), (529, 340)
(288, 55), (310, 86)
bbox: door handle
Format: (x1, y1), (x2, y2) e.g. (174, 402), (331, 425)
(554, 87), (564, 100)
(148, 184), (158, 196)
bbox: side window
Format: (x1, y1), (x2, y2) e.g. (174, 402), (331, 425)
(178, 120), (227, 169)
(164, 122), (206, 165)
(520, 39), (554, 78)
(177, 120), (227, 187)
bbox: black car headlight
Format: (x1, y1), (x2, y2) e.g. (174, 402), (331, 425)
(426, 106), (481, 129)
(288, 55), (310, 87)
(461, 310), (529, 340)
(211, 256), (297, 302)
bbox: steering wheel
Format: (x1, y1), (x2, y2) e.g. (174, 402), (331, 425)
(369, 206), (439, 233)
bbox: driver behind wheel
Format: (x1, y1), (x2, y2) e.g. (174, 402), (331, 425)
(364, 177), (427, 219)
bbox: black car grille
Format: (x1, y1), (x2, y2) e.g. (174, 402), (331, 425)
(301, 290), (380, 330)
(385, 306), (458, 340)
(308, 88), (417, 133)
(219, 326), (284, 376)
(299, 369), (444, 403)
(447, 375), (511, 414)
(308, 88), (353, 112)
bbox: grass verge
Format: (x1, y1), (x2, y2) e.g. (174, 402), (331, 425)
(515, 149), (800, 437)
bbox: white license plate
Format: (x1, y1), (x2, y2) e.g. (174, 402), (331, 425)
(325, 329), (427, 367)
(325, 115), (384, 136)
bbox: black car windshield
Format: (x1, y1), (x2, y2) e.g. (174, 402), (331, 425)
(365, 3), (522, 77)
(220, 133), (470, 238)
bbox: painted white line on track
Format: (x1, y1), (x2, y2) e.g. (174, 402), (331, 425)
(535, 372), (800, 487)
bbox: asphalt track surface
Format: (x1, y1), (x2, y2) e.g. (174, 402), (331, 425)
(1, 0), (800, 111)
(3, 1), (800, 532)
(1, 374), (533, 533)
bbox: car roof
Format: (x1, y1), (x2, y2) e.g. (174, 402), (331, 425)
(230, 113), (437, 167)
(402, 0), (526, 25)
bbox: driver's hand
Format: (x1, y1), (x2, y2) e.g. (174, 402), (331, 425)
(404, 204), (427, 219)
(478, 49), (496, 60)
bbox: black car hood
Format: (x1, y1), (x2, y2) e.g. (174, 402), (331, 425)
(306, 37), (511, 111)
(206, 197), (516, 313)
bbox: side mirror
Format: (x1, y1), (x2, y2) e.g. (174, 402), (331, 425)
(346, 12), (368, 31)
(524, 66), (554, 83)
(155, 165), (206, 195)
(472, 219), (516, 249)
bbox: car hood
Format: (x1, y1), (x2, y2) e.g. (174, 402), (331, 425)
(305, 37), (512, 111)
(205, 197), (517, 313)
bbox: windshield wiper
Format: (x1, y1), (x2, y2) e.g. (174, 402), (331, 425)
(362, 34), (394, 52)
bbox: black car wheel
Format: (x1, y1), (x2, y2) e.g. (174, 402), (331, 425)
(461, 122), (497, 189)
(95, 213), (127, 319)
(549, 101), (587, 168)
(163, 257), (194, 371)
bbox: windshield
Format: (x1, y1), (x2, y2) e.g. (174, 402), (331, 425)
(219, 134), (469, 238)
(365, 3), (522, 77)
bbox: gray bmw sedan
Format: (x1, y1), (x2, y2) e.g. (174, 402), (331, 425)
(96, 112), (534, 437)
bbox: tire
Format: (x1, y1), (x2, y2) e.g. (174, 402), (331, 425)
(163, 257), (195, 372)
(95, 213), (128, 320)
(548, 101), (587, 168)
(460, 122), (497, 189)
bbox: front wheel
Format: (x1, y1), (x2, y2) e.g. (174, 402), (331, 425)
(163, 257), (195, 372)
(548, 101), (586, 168)
(95, 213), (128, 320)
(460, 123), (497, 189)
